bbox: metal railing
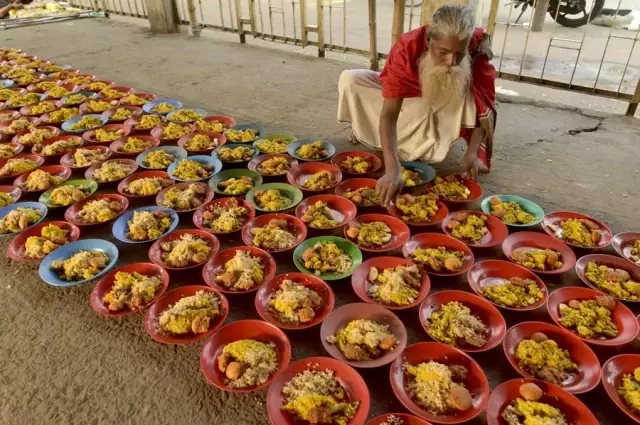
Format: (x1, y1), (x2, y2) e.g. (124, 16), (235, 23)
(66, 0), (640, 115)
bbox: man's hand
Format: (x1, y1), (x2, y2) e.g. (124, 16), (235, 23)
(461, 151), (479, 181)
(376, 170), (404, 207)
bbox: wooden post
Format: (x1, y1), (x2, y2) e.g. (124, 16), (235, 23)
(233, 0), (245, 43)
(487, 0), (499, 39)
(317, 0), (325, 57)
(368, 0), (378, 71)
(421, 0), (471, 25)
(391, 0), (405, 45)
(300, 0), (308, 47)
(185, 0), (201, 36)
(626, 78), (640, 116)
(144, 0), (179, 33)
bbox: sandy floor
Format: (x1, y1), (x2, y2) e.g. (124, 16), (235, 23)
(1, 18), (639, 425)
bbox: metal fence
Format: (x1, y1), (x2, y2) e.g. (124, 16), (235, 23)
(67, 0), (639, 115)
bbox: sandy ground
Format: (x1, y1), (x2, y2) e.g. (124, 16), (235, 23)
(1, 17), (640, 425)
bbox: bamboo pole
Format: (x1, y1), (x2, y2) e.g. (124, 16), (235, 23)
(185, 0), (201, 36)
(626, 78), (640, 116)
(487, 0), (499, 39)
(317, 0), (325, 57)
(391, 0), (405, 45)
(248, 0), (257, 36)
(233, 0), (245, 43)
(367, 0), (378, 71)
(300, 0), (308, 47)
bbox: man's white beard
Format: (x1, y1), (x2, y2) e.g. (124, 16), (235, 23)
(419, 51), (471, 109)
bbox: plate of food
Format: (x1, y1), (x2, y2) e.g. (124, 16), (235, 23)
(99, 85), (133, 101)
(19, 99), (61, 116)
(112, 206), (179, 244)
(44, 83), (79, 100)
(125, 113), (165, 133)
(31, 135), (82, 160)
(612, 232), (640, 266)
(442, 211), (509, 248)
(0, 142), (23, 160)
(157, 181), (214, 213)
(242, 213), (307, 254)
(503, 321), (601, 394)
(38, 238), (118, 287)
(351, 256), (430, 310)
(64, 194), (129, 227)
(294, 194), (357, 231)
(389, 342), (489, 424)
(223, 123), (263, 143)
(245, 182), (303, 213)
(0, 185), (21, 207)
(168, 155), (221, 182)
(200, 320), (291, 393)
(7, 220), (81, 262)
(117, 171), (173, 199)
(82, 123), (129, 145)
(253, 134), (297, 155)
(248, 153), (298, 177)
(546, 286), (639, 347)
(136, 145), (187, 170)
(213, 143), (259, 164)
(150, 121), (194, 144)
(287, 162), (342, 192)
(293, 236), (362, 280)
(11, 125), (60, 146)
(331, 151), (383, 176)
(287, 139), (336, 162)
(255, 272), (335, 330)
(166, 108), (209, 124)
(321, 303), (407, 368)
(541, 211), (612, 249)
(60, 145), (111, 169)
(485, 379), (598, 425)
(344, 213), (410, 253)
(335, 177), (381, 208)
(0, 153), (44, 180)
(419, 290), (506, 353)
(208, 169), (263, 196)
(575, 254), (640, 302)
(480, 194), (544, 227)
(39, 179), (98, 208)
(149, 229), (220, 271)
(40, 106), (80, 126)
(144, 285), (229, 344)
(427, 175), (482, 204)
(0, 117), (41, 140)
(501, 231), (576, 275)
(194, 197), (255, 234)
(0, 201), (48, 236)
(402, 233), (474, 277)
(388, 193), (449, 226)
(202, 246), (276, 294)
(365, 414), (432, 425)
(61, 114), (107, 133)
(400, 161), (436, 188)
(178, 131), (225, 154)
(109, 135), (160, 157)
(85, 158), (138, 184)
(601, 354), (640, 424)
(118, 92), (156, 106)
(14, 165), (71, 194)
(80, 80), (113, 93)
(467, 260), (548, 311)
(266, 356), (370, 425)
(59, 91), (99, 107)
(89, 262), (170, 317)
(195, 115), (237, 133)
(142, 98), (182, 115)
(101, 105), (143, 123)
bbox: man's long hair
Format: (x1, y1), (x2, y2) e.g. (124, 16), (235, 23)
(419, 4), (474, 108)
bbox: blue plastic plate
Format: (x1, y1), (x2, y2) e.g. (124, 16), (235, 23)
(112, 206), (179, 244)
(0, 201), (48, 236)
(168, 155), (222, 182)
(287, 139), (336, 162)
(61, 114), (107, 133)
(142, 99), (183, 114)
(136, 146), (188, 170)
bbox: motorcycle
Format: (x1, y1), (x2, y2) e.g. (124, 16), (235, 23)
(511, 0), (606, 28)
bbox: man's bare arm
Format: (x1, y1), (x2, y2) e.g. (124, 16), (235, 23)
(376, 97), (404, 206)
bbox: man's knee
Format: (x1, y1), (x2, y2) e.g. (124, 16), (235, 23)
(339, 69), (380, 92)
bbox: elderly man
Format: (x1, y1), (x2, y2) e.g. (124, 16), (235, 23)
(337, 4), (496, 206)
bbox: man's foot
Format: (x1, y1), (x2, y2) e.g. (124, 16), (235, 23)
(348, 131), (360, 145)
(478, 162), (490, 174)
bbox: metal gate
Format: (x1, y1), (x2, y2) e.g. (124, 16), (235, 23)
(66, 0), (640, 115)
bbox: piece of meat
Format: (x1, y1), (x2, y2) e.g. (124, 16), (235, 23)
(449, 384), (472, 411)
(519, 383), (543, 401)
(225, 361), (242, 380)
(378, 335), (396, 350)
(342, 344), (364, 361)
(595, 295), (616, 310)
(448, 365), (468, 381)
(307, 406), (332, 424)
(297, 306), (315, 323)
(538, 366), (563, 385)
(531, 332), (549, 343)
(444, 257), (463, 272)
(217, 353), (230, 372)
(191, 314), (210, 333)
